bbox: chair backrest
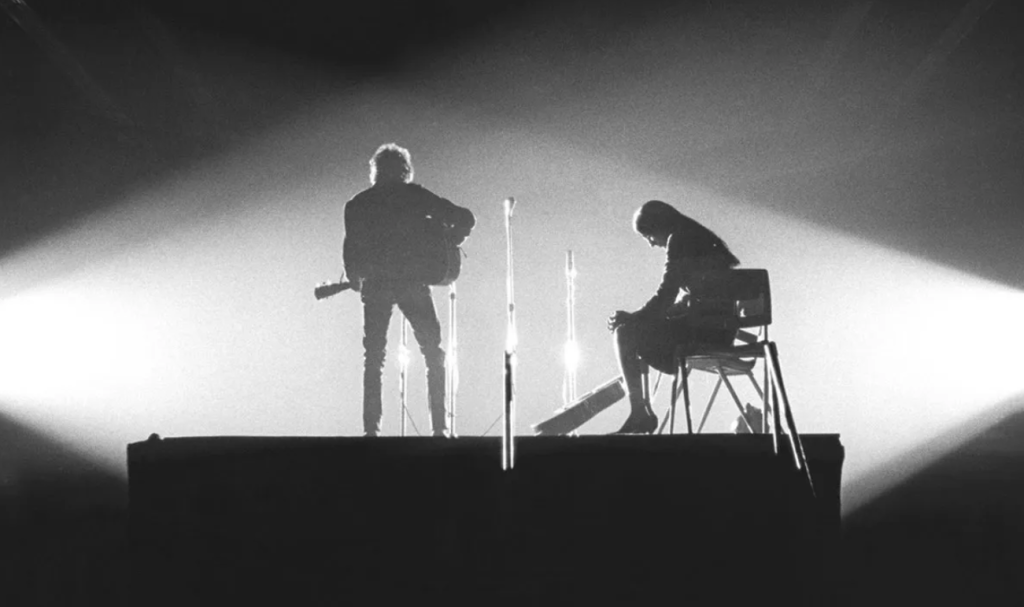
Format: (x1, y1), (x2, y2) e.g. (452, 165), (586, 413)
(693, 269), (771, 330)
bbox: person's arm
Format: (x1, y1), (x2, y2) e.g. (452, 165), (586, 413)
(442, 202), (475, 245)
(418, 184), (476, 244)
(634, 234), (689, 320)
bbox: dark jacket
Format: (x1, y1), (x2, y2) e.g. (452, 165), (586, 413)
(637, 215), (739, 319)
(343, 182), (475, 285)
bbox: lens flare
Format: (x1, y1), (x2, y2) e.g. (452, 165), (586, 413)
(563, 340), (580, 373)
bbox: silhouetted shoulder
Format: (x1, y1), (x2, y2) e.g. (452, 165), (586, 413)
(404, 182), (448, 203)
(406, 182), (432, 194)
(344, 187), (377, 211)
(668, 217), (739, 267)
(407, 182), (474, 242)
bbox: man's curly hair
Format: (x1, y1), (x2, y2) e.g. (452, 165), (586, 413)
(369, 143), (414, 185)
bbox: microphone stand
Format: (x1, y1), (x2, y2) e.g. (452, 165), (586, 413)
(564, 250), (578, 407)
(503, 197), (517, 470)
(447, 282), (458, 437)
(399, 316), (410, 436)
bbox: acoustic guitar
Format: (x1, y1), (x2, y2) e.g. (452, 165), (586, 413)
(426, 229), (462, 286)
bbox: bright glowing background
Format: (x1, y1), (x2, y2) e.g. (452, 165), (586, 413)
(2, 1), (1022, 516)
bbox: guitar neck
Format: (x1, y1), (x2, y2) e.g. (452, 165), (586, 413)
(314, 281), (354, 300)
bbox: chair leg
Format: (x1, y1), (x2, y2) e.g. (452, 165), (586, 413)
(669, 352), (680, 435)
(641, 368), (650, 405)
(765, 342), (815, 497)
(650, 371), (663, 400)
(764, 345), (783, 454)
(696, 375), (724, 434)
(744, 370), (765, 401)
(657, 410), (670, 435)
(682, 364), (693, 434)
(718, 371), (754, 433)
(650, 372), (670, 435)
(761, 358), (771, 435)
(743, 369), (767, 434)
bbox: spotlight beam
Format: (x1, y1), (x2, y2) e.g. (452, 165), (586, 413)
(892, 0), (998, 110)
(1, 0), (133, 127)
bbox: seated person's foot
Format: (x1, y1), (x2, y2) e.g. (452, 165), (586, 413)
(613, 409), (658, 435)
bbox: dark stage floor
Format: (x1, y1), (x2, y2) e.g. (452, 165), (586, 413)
(2, 426), (1023, 606)
(128, 433), (842, 605)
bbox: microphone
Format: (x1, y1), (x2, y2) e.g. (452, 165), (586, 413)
(504, 197), (516, 218)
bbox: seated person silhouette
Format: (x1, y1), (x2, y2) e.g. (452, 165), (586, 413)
(607, 200), (740, 434)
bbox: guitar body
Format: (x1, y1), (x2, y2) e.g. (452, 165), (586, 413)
(326, 204), (465, 294)
(433, 234), (461, 286)
(416, 216), (462, 286)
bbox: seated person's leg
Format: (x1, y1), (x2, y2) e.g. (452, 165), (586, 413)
(637, 316), (691, 374)
(614, 322), (649, 410)
(613, 318), (670, 434)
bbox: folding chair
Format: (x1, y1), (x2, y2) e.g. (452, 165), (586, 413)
(662, 269), (813, 491)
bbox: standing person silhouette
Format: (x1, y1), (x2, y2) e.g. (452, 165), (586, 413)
(343, 143), (475, 437)
(607, 200), (740, 434)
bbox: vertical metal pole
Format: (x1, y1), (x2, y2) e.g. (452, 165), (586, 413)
(766, 342), (815, 495)
(399, 316), (409, 437)
(762, 327), (771, 434)
(447, 282), (458, 437)
(503, 197), (517, 470)
(564, 250), (578, 407)
(766, 343), (783, 455)
(762, 349), (771, 435)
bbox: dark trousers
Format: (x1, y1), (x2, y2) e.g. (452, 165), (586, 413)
(615, 315), (734, 412)
(360, 280), (446, 435)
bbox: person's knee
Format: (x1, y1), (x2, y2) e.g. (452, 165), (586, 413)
(413, 328), (444, 358)
(421, 344), (445, 369)
(363, 341), (387, 370)
(615, 323), (642, 349)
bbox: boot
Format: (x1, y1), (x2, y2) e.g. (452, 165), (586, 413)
(614, 407), (658, 434)
(614, 371), (657, 434)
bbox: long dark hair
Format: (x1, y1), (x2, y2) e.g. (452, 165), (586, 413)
(633, 200), (680, 236)
(633, 200), (739, 266)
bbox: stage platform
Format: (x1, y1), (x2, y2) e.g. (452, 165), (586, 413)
(128, 433), (844, 605)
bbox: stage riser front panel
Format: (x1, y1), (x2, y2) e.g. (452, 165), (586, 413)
(129, 435), (843, 604)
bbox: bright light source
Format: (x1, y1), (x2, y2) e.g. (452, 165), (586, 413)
(0, 286), (162, 405)
(743, 212), (1024, 516)
(564, 340), (580, 373)
(0, 279), (177, 473)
